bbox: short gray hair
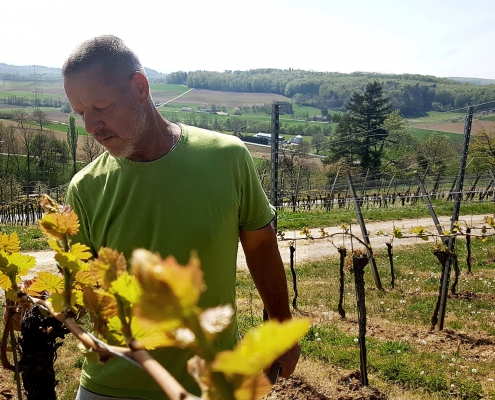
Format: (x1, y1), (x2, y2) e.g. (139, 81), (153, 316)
(62, 35), (146, 88)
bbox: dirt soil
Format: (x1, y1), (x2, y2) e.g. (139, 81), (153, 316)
(0, 215), (491, 399)
(413, 119), (494, 134)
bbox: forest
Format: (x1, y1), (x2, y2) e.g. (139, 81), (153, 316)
(166, 69), (495, 117)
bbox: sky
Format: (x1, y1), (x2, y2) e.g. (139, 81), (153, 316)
(2, 0), (495, 79)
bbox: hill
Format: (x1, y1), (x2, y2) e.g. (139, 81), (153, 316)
(447, 77), (495, 86)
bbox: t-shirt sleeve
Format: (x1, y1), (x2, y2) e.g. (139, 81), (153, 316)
(238, 146), (275, 231)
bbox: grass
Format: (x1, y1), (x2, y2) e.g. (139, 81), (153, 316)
(277, 199), (494, 231)
(236, 232), (495, 399)
(409, 111), (467, 124)
(0, 225), (49, 250)
(409, 128), (464, 143)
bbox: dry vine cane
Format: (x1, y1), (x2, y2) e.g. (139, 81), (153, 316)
(0, 194), (309, 400)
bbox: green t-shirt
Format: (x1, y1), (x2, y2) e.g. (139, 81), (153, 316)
(66, 125), (274, 399)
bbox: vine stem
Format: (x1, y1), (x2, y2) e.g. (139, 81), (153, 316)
(29, 297), (200, 400)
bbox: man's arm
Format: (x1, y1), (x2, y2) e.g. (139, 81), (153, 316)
(239, 223), (300, 378)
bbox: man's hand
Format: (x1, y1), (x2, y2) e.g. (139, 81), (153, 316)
(277, 343), (301, 378)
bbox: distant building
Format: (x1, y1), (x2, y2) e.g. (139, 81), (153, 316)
(181, 107), (192, 112)
(253, 132), (285, 145)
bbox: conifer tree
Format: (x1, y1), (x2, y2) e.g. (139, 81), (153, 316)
(66, 113), (78, 175)
(345, 80), (391, 170)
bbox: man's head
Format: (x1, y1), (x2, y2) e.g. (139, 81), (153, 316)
(63, 35), (153, 160)
(62, 35), (145, 90)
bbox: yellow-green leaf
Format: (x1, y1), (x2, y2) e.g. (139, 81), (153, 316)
(0, 252), (35, 278)
(90, 248), (127, 290)
(49, 292), (66, 313)
(131, 318), (180, 350)
(106, 315), (125, 345)
(109, 272), (141, 305)
(212, 319), (309, 375)
(39, 210), (80, 241)
(82, 286), (118, 337)
(392, 227), (403, 239)
(55, 251), (89, 274)
(70, 243), (93, 261)
(30, 272), (64, 294)
(0, 271), (12, 291)
(0, 232), (20, 254)
(74, 271), (95, 287)
(132, 250), (204, 320)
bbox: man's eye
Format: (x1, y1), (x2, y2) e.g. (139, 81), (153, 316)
(95, 105), (110, 113)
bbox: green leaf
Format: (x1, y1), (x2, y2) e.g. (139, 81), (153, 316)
(109, 272), (141, 305)
(212, 319), (309, 375)
(55, 251), (89, 274)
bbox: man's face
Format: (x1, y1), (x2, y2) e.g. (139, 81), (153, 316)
(64, 66), (148, 159)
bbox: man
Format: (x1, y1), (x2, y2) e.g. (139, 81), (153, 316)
(63, 35), (300, 399)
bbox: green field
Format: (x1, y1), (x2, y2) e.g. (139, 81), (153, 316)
(409, 128), (464, 143)
(408, 111), (466, 124)
(149, 83), (190, 93)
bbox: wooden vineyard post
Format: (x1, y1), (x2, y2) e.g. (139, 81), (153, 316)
(289, 243), (298, 309)
(352, 251), (370, 386)
(338, 247), (346, 318)
(385, 242), (395, 289)
(466, 227), (472, 274)
(436, 106), (474, 330)
(346, 171), (382, 291)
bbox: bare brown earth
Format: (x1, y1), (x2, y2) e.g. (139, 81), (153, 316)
(412, 119), (494, 134)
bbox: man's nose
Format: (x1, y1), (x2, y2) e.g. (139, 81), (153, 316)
(83, 111), (104, 135)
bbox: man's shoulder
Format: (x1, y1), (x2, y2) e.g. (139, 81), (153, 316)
(69, 152), (114, 185)
(184, 125), (245, 149)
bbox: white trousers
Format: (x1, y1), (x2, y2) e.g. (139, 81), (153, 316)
(75, 386), (142, 400)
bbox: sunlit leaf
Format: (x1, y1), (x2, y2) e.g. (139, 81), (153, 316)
(49, 292), (66, 313)
(392, 227), (403, 239)
(409, 226), (429, 240)
(74, 271), (95, 287)
(132, 250), (204, 321)
(234, 373), (271, 400)
(0, 232), (20, 254)
(30, 272), (64, 294)
(39, 210), (80, 241)
(212, 319), (309, 375)
(47, 239), (62, 252)
(109, 272), (141, 305)
(82, 286), (118, 337)
(132, 319), (190, 350)
(73, 289), (84, 308)
(0, 271), (12, 291)
(55, 251), (89, 274)
(40, 194), (60, 214)
(106, 316), (125, 345)
(90, 248), (127, 290)
(70, 243), (93, 261)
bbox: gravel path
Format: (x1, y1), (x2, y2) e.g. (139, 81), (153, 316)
(24, 214), (488, 275)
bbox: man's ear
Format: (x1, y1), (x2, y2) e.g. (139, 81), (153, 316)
(130, 72), (149, 102)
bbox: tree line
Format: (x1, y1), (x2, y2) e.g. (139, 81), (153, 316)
(166, 69), (495, 117)
(0, 111), (103, 201)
